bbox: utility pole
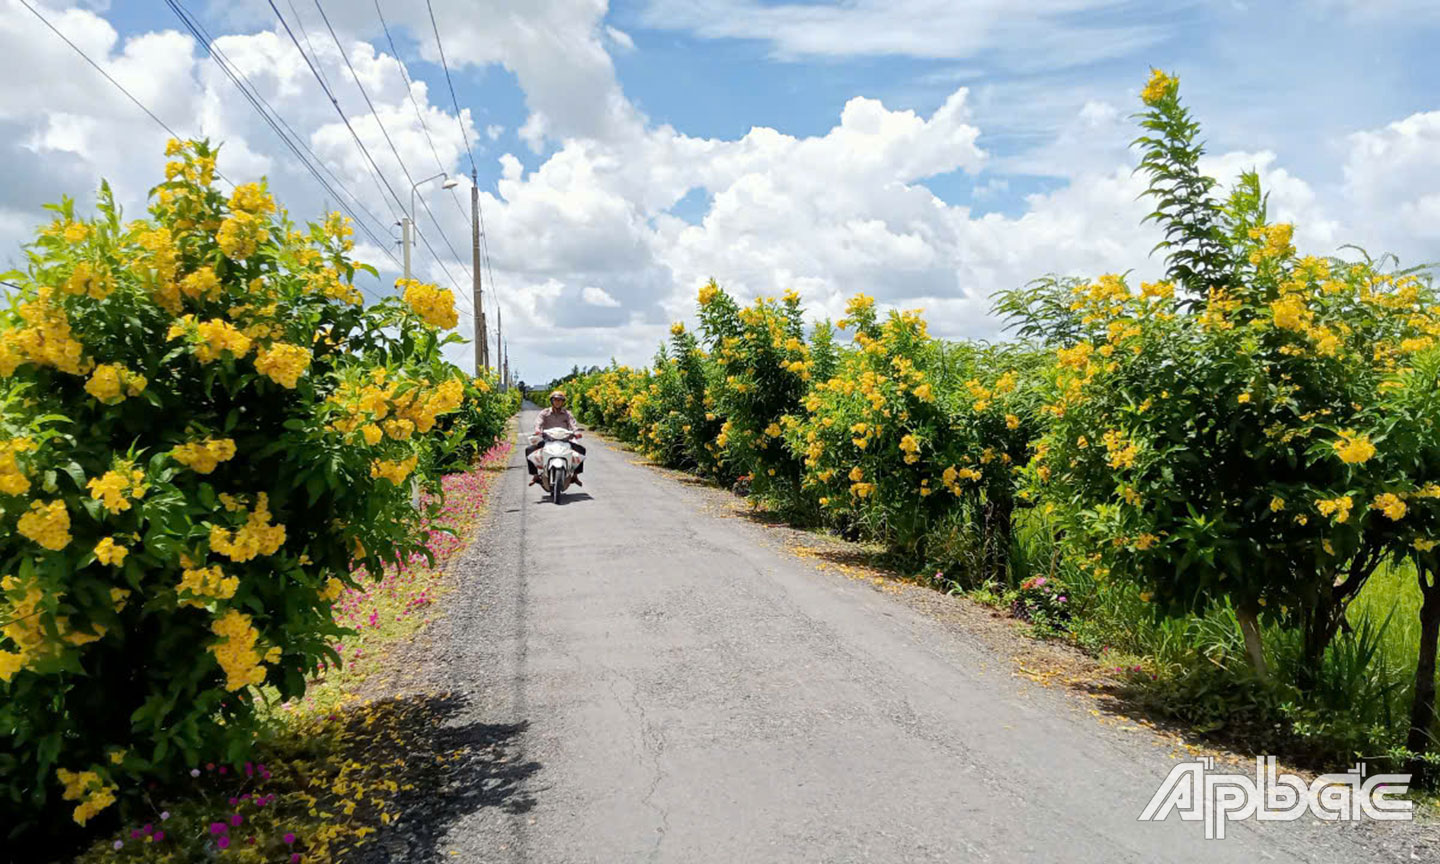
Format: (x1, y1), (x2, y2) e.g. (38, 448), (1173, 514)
(471, 174), (488, 376)
(495, 295), (503, 383)
(400, 216), (412, 280)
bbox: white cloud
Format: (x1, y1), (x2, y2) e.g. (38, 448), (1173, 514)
(0, 0), (1436, 383)
(582, 285), (621, 307)
(1343, 112), (1440, 255)
(639, 0), (1187, 70)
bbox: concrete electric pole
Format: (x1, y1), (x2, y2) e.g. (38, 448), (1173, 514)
(471, 174), (489, 377)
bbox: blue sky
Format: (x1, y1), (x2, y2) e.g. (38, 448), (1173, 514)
(1, 0), (1437, 382)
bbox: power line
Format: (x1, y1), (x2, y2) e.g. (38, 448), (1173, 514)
(284, 0), (333, 95)
(16, 0), (231, 188)
(373, 0), (475, 256)
(165, 0), (400, 290)
(425, 0), (477, 179)
(309, 0), (472, 313)
(267, 0), (405, 227)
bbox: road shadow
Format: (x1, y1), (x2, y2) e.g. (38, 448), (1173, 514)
(329, 692), (539, 863)
(533, 491), (594, 505)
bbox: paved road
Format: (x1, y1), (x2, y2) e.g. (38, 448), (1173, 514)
(415, 406), (1433, 863)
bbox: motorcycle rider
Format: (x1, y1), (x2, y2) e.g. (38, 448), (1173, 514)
(528, 390), (586, 486)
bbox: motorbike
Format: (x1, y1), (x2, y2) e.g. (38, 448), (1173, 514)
(529, 427), (584, 503)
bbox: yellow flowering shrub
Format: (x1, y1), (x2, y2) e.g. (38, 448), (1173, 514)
(0, 140), (483, 842)
(1014, 73), (1440, 678)
(695, 280), (813, 509)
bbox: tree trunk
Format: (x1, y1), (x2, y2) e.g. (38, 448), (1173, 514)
(1236, 602), (1269, 682)
(983, 493), (1014, 585)
(1406, 565), (1440, 781)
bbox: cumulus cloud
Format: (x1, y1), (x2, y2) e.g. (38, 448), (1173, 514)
(0, 0), (1436, 383)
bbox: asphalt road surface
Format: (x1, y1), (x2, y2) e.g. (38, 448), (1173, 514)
(414, 406), (1434, 863)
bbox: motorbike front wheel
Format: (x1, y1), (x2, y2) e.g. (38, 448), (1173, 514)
(550, 466), (564, 504)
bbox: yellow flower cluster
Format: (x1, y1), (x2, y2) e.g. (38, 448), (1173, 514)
(83, 363), (147, 405)
(209, 493), (286, 562)
(698, 280), (720, 306)
(1248, 224), (1295, 266)
(370, 455), (418, 485)
(87, 464), (148, 514)
(1373, 492), (1407, 521)
(0, 437), (36, 495)
(1141, 68), (1178, 106)
(323, 211), (355, 250)
(93, 537), (128, 567)
(255, 342), (312, 388)
(171, 437), (237, 474)
(400, 278), (458, 330)
(64, 261), (115, 300)
(167, 315), (253, 363)
(900, 433), (921, 465)
(180, 267), (223, 302)
(1316, 495), (1355, 523)
(1332, 429), (1376, 465)
(18, 499), (71, 550)
(0, 289), (91, 377)
(177, 565), (239, 608)
(209, 609), (267, 691)
(217, 211), (264, 259)
(56, 768), (116, 826)
(1102, 429), (1138, 470)
(228, 181), (276, 216)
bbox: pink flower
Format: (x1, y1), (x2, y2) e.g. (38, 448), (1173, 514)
(217, 837), (231, 850)
(285, 833), (296, 845)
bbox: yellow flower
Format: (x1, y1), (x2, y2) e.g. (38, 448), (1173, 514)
(1141, 69), (1178, 106)
(93, 537), (128, 567)
(171, 438), (237, 474)
(1005, 414), (1020, 430)
(370, 456), (419, 485)
(1373, 493), (1407, 521)
(0, 650), (22, 683)
(180, 267), (223, 302)
(83, 363), (147, 405)
(18, 500), (71, 550)
(254, 342), (312, 388)
(1331, 429), (1376, 465)
(167, 315), (253, 363)
(209, 609), (267, 691)
(0, 438), (35, 496)
(361, 424), (384, 446)
(1134, 533), (1158, 551)
(1269, 496), (1285, 512)
(670, 321), (685, 336)
(228, 181), (275, 215)
(912, 382), (933, 402)
(56, 768), (116, 826)
(1415, 539), (1438, 553)
(1237, 393), (1252, 404)
(216, 212), (263, 259)
(400, 279), (458, 329)
(176, 565), (238, 608)
(1316, 495), (1354, 524)
(209, 493), (286, 562)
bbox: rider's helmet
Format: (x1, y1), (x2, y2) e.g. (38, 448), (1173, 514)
(550, 390), (567, 404)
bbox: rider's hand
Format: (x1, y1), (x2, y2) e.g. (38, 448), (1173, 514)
(574, 432), (582, 439)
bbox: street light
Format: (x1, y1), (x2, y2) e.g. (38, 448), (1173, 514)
(400, 172), (460, 280)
